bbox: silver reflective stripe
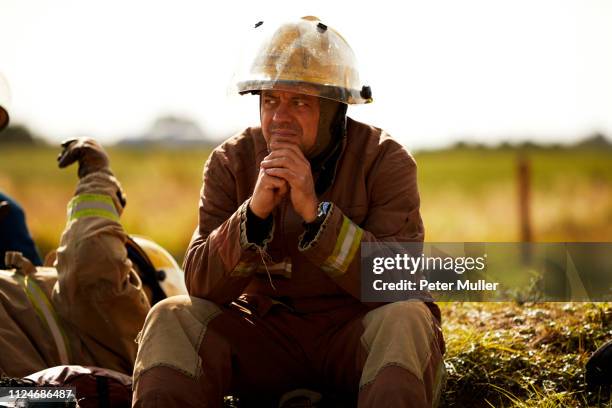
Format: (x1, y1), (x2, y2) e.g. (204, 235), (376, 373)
(324, 216), (363, 276)
(329, 221), (359, 269)
(256, 258), (292, 278)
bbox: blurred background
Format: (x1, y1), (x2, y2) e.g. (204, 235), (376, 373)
(1, 0), (611, 262)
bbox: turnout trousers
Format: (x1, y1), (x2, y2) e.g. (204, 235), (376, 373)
(132, 295), (445, 408)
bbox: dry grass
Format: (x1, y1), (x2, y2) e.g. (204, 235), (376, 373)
(440, 302), (612, 407)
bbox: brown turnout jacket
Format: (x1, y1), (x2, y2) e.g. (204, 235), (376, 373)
(184, 118), (437, 317)
(0, 169), (150, 377)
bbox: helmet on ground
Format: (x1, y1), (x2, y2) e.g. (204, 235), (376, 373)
(234, 16), (372, 105)
(0, 73), (11, 130)
(125, 235), (187, 304)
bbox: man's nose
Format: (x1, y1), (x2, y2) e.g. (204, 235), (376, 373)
(272, 101), (292, 123)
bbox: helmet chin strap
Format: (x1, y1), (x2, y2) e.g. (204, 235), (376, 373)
(308, 98), (347, 168)
(125, 238), (166, 305)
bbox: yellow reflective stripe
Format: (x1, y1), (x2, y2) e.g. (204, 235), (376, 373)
(15, 274), (71, 364)
(69, 193), (115, 207)
(324, 216), (363, 275)
(69, 208), (119, 222)
(67, 194), (119, 222)
(325, 216), (352, 266)
(26, 277), (71, 364)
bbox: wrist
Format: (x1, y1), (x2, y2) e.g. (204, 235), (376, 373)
(248, 200), (270, 220)
(302, 199), (319, 223)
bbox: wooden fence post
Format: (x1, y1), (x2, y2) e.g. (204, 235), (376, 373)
(518, 154), (533, 264)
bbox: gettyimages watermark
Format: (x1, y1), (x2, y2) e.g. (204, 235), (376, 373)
(360, 243), (612, 302)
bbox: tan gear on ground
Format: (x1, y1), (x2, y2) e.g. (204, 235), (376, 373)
(0, 73), (11, 130)
(235, 16), (372, 104)
(128, 236), (187, 298)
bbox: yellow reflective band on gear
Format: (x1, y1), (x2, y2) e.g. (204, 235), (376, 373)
(14, 274), (71, 365)
(67, 194), (119, 222)
(328, 215), (351, 261)
(324, 216), (363, 276)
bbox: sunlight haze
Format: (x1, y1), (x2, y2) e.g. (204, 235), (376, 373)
(1, 0), (611, 149)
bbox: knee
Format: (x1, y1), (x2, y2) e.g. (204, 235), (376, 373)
(145, 295), (221, 326)
(360, 302), (443, 385)
(363, 301), (436, 342)
(135, 296), (223, 383)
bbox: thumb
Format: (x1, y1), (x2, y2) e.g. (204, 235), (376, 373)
(57, 139), (80, 169)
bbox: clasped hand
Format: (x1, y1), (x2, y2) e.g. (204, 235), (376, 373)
(249, 137), (318, 222)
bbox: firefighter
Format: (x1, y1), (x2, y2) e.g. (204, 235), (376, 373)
(133, 17), (445, 407)
(0, 137), (187, 377)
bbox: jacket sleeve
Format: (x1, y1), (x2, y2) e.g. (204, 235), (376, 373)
(183, 151), (273, 305)
(298, 141), (424, 300)
(53, 169), (150, 373)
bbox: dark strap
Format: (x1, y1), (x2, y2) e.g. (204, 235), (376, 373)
(96, 376), (110, 408)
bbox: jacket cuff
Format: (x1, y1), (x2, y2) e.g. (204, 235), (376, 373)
(298, 204), (363, 278)
(246, 203), (274, 246)
(298, 202), (333, 250)
(70, 169), (126, 221)
(238, 199), (274, 252)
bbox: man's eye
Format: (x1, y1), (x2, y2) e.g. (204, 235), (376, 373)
(294, 100), (306, 107)
(264, 98), (277, 105)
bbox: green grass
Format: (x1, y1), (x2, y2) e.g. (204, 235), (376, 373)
(417, 147), (612, 193)
(417, 147), (612, 242)
(0, 144), (212, 261)
(2, 144), (610, 258)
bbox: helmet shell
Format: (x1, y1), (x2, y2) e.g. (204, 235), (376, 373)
(128, 235), (188, 298)
(234, 16), (372, 104)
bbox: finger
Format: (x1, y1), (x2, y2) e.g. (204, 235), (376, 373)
(265, 167), (299, 184)
(60, 139), (78, 148)
(260, 156), (299, 170)
(264, 148), (309, 168)
(277, 180), (289, 196)
(269, 141), (306, 159)
(57, 146), (81, 168)
(57, 139), (78, 165)
(268, 134), (299, 145)
(261, 172), (287, 188)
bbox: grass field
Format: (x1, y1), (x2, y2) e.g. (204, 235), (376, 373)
(1, 143), (611, 406)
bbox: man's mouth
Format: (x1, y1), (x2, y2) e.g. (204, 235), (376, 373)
(271, 130), (299, 137)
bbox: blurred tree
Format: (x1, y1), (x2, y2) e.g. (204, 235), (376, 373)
(0, 124), (42, 145)
(575, 133), (612, 150)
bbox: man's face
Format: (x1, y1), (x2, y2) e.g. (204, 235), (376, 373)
(260, 90), (320, 154)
